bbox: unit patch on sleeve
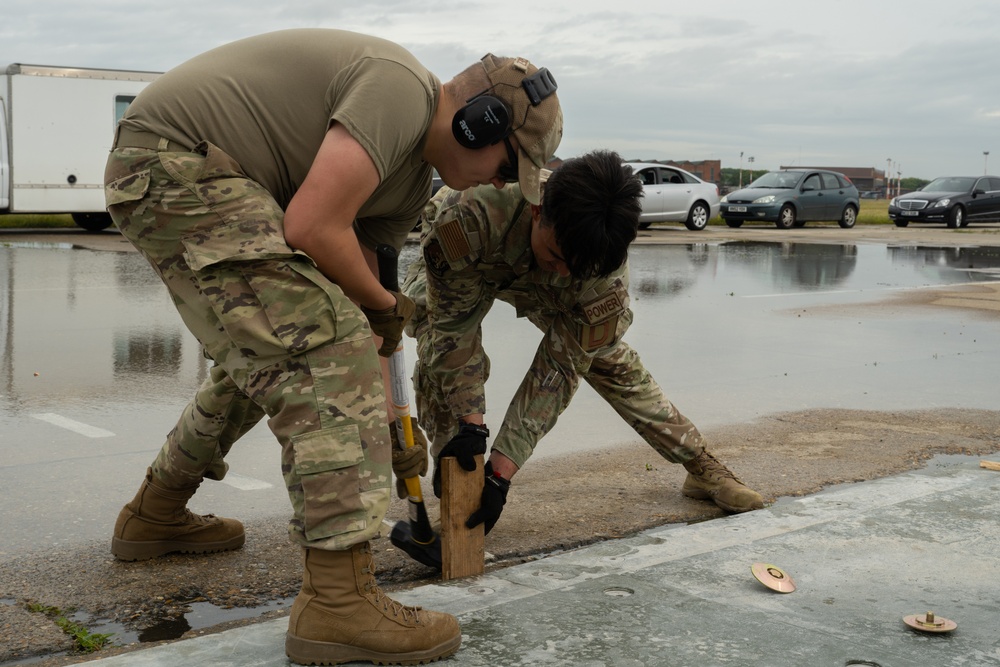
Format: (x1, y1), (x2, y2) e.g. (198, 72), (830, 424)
(580, 284), (627, 325)
(580, 317), (619, 352)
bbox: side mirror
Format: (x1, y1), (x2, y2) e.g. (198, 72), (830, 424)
(972, 188), (986, 197)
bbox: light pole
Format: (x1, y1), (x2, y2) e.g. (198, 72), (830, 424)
(885, 158), (891, 199)
(739, 151), (744, 188)
(985, 151), (990, 175)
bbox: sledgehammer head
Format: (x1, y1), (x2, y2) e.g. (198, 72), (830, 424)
(390, 521), (442, 570)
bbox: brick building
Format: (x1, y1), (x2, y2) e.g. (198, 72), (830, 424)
(627, 159), (722, 185)
(662, 159), (721, 185)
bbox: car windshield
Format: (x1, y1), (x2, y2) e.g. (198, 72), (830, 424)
(922, 177), (975, 193)
(747, 172), (801, 189)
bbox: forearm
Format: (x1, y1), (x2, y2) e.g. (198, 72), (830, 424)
(289, 224), (395, 310)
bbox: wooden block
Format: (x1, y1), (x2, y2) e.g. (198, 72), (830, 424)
(440, 454), (485, 580)
(980, 460), (1000, 472)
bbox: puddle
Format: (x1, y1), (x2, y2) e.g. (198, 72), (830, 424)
(84, 598), (290, 645)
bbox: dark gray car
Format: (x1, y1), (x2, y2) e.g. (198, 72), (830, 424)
(721, 169), (860, 230)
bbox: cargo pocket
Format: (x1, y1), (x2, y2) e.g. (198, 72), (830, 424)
(181, 218), (304, 272)
(292, 425), (368, 541)
(105, 170), (151, 207)
(181, 221), (347, 359)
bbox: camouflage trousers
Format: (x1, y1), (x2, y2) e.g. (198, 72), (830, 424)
(104, 141), (392, 549)
(406, 274), (704, 467)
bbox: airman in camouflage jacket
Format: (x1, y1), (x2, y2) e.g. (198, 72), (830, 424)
(403, 184), (704, 470)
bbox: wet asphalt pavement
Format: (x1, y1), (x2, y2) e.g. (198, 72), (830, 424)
(1, 223), (999, 665)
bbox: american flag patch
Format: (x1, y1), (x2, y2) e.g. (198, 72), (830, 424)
(437, 219), (472, 262)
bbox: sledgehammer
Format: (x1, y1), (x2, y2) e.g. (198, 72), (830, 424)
(375, 244), (442, 570)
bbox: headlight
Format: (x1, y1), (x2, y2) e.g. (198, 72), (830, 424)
(889, 197), (898, 206)
(753, 195), (776, 204)
(720, 195), (729, 203)
(932, 199), (951, 208)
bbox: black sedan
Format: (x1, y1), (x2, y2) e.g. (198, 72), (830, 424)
(889, 176), (1000, 228)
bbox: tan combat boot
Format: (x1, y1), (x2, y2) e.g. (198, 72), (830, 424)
(286, 543), (461, 666)
(111, 467), (245, 561)
(682, 451), (764, 513)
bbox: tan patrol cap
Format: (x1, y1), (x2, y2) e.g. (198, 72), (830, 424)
(481, 54), (563, 205)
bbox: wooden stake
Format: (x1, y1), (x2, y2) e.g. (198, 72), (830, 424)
(979, 460), (1000, 472)
(440, 454), (485, 580)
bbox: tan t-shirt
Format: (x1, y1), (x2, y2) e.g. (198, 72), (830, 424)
(120, 28), (438, 249)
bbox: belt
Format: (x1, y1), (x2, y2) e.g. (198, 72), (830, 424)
(115, 126), (193, 153)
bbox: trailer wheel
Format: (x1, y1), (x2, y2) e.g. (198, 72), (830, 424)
(71, 212), (114, 232)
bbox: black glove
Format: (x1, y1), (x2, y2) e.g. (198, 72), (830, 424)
(466, 461), (510, 535)
(389, 423), (428, 499)
(432, 422), (489, 498)
(362, 290), (416, 358)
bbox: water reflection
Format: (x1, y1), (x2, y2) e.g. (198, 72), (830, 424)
(632, 243), (712, 297)
(0, 246), (202, 411)
(2, 240), (999, 415)
(720, 241), (858, 289)
(887, 245), (1000, 282)
(629, 241), (862, 300)
(113, 330), (184, 377)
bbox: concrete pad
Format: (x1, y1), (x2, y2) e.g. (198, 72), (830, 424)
(83, 457), (1000, 666)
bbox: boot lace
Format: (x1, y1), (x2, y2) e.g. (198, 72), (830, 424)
(695, 452), (744, 484)
(177, 509), (220, 526)
(359, 545), (421, 623)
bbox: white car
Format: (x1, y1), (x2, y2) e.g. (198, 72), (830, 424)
(626, 162), (721, 231)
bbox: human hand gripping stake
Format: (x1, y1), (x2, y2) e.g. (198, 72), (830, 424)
(433, 422), (515, 535)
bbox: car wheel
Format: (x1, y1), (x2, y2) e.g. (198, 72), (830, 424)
(775, 205), (796, 230)
(894, 219), (909, 228)
(723, 218), (743, 228)
(71, 212), (114, 232)
(638, 221), (652, 230)
(685, 202), (709, 231)
(947, 207), (964, 228)
(839, 205), (858, 229)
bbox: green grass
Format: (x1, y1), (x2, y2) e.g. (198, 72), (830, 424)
(26, 602), (115, 653)
(856, 198), (891, 224)
(0, 214), (76, 228)
(707, 198), (891, 226)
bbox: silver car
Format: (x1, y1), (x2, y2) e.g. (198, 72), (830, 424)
(627, 162), (721, 231)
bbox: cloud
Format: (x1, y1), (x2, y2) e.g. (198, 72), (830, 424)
(2, 0), (997, 178)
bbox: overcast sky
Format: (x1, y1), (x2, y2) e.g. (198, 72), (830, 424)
(2, 0), (997, 180)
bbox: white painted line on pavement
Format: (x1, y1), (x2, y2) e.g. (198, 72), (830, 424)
(31, 413), (115, 438)
(219, 472), (272, 491)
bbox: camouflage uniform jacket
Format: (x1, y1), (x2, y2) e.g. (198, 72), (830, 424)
(405, 184), (638, 467)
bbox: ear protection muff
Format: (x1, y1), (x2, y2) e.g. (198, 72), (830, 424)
(451, 66), (558, 150)
(452, 94), (512, 149)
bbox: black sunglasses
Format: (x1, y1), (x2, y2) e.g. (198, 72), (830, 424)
(498, 136), (519, 183)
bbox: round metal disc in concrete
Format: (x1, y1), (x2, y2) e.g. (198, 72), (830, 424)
(903, 612), (957, 633)
(751, 562), (796, 593)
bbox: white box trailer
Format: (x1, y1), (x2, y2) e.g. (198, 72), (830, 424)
(0, 63), (159, 231)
